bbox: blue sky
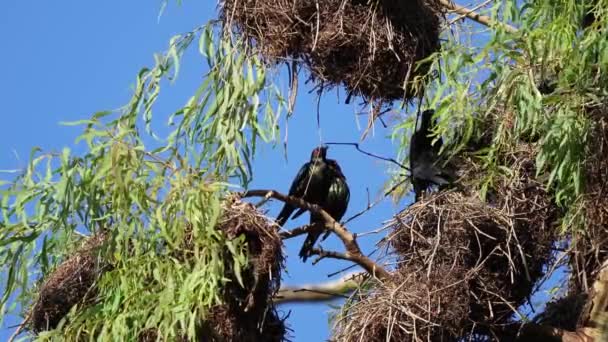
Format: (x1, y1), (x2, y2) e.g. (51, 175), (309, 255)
(0, 1), (410, 340)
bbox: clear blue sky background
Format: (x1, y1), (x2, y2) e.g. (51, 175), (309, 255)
(0, 1), (412, 340)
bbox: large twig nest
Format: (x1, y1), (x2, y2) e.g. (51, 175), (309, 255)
(200, 196), (287, 342)
(334, 142), (558, 341)
(570, 104), (608, 293)
(155, 196), (287, 341)
(333, 263), (470, 341)
(30, 232), (108, 333)
(220, 0), (444, 103)
(29, 197), (287, 341)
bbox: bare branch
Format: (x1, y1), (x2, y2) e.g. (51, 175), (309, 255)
(274, 272), (364, 304)
(440, 0), (518, 34)
(325, 142), (409, 171)
(239, 189), (391, 280)
(279, 223), (322, 240)
(8, 311), (32, 342)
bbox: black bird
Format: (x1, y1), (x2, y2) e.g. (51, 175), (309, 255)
(298, 159), (350, 262)
(410, 109), (452, 201)
(276, 146), (332, 227)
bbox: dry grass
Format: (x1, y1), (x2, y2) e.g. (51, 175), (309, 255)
(570, 104), (608, 294)
(333, 141), (559, 341)
(220, 0), (444, 103)
(30, 232), (108, 333)
(201, 196), (288, 342)
(333, 263), (470, 341)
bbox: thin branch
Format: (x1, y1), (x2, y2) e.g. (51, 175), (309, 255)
(239, 190), (391, 280)
(279, 223), (322, 240)
(274, 272), (364, 304)
(439, 0), (518, 34)
(8, 311), (32, 342)
(310, 248), (353, 265)
(325, 142), (410, 171)
(327, 248), (378, 278)
(344, 177), (407, 224)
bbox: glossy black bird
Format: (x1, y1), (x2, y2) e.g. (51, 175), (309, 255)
(410, 109), (452, 201)
(276, 146), (332, 227)
(298, 159), (350, 262)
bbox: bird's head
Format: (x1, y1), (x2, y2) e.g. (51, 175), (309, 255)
(310, 145), (328, 161)
(419, 109), (437, 131)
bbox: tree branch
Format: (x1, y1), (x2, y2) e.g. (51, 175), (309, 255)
(279, 223), (321, 240)
(274, 272), (363, 304)
(239, 190), (391, 280)
(440, 0), (518, 34)
(325, 142), (409, 172)
(8, 310), (31, 342)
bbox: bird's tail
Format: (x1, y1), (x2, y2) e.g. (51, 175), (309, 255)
(276, 205), (294, 227)
(299, 231), (322, 262)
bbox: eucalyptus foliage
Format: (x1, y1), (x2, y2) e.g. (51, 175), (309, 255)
(0, 23), (281, 341)
(1, 0), (607, 340)
(394, 0), (607, 230)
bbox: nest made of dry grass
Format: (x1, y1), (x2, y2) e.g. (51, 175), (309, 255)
(30, 232), (108, 333)
(30, 197), (286, 341)
(201, 196), (287, 342)
(159, 196), (287, 342)
(333, 263), (470, 342)
(334, 143), (558, 341)
(221, 0), (444, 103)
(569, 103), (608, 293)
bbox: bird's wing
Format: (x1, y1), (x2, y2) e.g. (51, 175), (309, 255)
(331, 176), (350, 220)
(287, 161), (311, 197)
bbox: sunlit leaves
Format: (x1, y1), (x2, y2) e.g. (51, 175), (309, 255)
(536, 107), (588, 206)
(127, 24), (281, 186)
(389, 0), (606, 235)
(0, 21), (277, 341)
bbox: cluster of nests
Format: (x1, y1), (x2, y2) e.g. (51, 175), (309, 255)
(220, 0), (444, 104)
(334, 137), (560, 341)
(29, 197), (287, 342)
(333, 101), (608, 341)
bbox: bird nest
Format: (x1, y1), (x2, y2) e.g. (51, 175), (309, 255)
(30, 232), (109, 333)
(141, 197), (287, 341)
(570, 103), (608, 293)
(333, 263), (470, 341)
(198, 196), (287, 342)
(220, 0), (444, 103)
(28, 198), (287, 341)
(334, 143), (558, 341)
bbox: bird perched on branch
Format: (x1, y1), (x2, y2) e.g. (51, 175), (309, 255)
(276, 146), (332, 227)
(298, 159), (350, 262)
(409, 109), (453, 201)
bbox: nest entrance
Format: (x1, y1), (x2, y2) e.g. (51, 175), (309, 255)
(221, 0), (444, 103)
